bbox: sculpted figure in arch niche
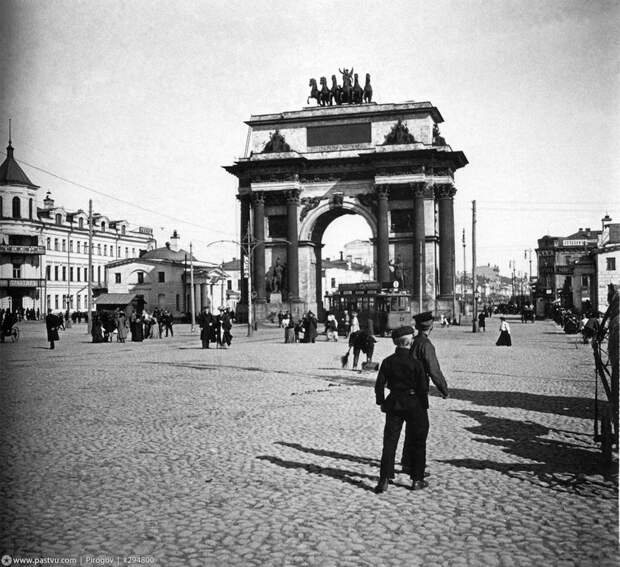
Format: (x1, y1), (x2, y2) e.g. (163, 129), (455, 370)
(270, 256), (286, 294)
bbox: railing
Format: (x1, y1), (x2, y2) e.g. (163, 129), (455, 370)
(0, 244), (46, 254)
(0, 278), (45, 288)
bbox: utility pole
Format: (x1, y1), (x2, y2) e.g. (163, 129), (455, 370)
(462, 228), (466, 316)
(247, 221), (253, 337)
(418, 241), (424, 314)
(87, 199), (93, 334)
(472, 200), (478, 332)
(190, 242), (196, 332)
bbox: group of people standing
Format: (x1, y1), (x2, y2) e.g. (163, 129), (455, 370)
(198, 306), (233, 349)
(90, 308), (175, 343)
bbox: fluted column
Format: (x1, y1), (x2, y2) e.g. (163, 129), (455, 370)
(252, 192), (266, 303)
(286, 189), (300, 301)
(376, 184), (390, 283)
(436, 184), (456, 295)
(412, 183), (427, 307)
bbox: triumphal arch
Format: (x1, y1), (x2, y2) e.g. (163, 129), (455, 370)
(224, 72), (468, 321)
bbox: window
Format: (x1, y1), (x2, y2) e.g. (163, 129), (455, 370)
(104, 244), (107, 256)
(158, 271), (165, 283)
(29, 198), (33, 219)
(46, 265), (51, 280)
(117, 246), (121, 257)
(76, 268), (80, 282)
(101, 222), (106, 232)
(132, 248), (135, 257)
(607, 257), (616, 271)
(125, 247), (129, 258)
(54, 238), (59, 251)
(77, 295), (81, 310)
(54, 266), (59, 280)
(77, 241), (81, 254)
(62, 266), (66, 281)
(121, 225), (126, 235)
(79, 217), (84, 229)
(47, 237), (51, 250)
(97, 244), (101, 255)
(46, 295), (51, 309)
(84, 267), (88, 282)
(97, 265), (101, 283)
(69, 240), (74, 252)
(70, 267), (74, 281)
(62, 295), (67, 309)
(12, 263), (21, 279)
(12, 196), (21, 218)
(54, 295), (59, 309)
(581, 275), (589, 287)
(331, 277), (336, 288)
(227, 280), (232, 290)
(137, 272), (144, 284)
(62, 239), (66, 252)
(115, 273), (121, 284)
(55, 213), (62, 225)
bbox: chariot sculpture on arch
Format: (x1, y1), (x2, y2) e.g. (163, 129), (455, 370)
(307, 69), (372, 106)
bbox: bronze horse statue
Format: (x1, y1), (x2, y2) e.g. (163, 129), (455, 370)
(352, 73), (363, 104)
(330, 75), (341, 105)
(319, 76), (331, 106)
(308, 78), (320, 105)
(363, 73), (372, 103)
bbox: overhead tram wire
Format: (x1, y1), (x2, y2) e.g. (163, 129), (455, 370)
(16, 158), (237, 239)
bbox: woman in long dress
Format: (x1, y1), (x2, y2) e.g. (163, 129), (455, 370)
(496, 316), (512, 346)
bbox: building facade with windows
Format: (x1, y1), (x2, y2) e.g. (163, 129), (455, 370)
(595, 222), (620, 312)
(0, 139), (156, 313)
(105, 232), (229, 319)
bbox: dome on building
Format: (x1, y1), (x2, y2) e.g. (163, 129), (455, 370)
(140, 241), (196, 262)
(0, 141), (39, 188)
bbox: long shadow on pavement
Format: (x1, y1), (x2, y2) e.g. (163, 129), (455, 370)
(440, 409), (618, 495)
(256, 455), (378, 492)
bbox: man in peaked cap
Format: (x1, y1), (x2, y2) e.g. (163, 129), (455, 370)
(399, 311), (449, 479)
(373, 325), (428, 493)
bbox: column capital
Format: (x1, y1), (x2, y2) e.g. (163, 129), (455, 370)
(252, 192), (265, 205)
(408, 181), (431, 198)
(435, 184), (456, 199)
(286, 189), (301, 204)
(375, 184), (390, 199)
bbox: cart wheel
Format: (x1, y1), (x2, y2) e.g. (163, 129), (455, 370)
(602, 411), (613, 464)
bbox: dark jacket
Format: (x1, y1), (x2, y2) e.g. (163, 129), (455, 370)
(410, 333), (449, 401)
(45, 313), (60, 342)
(348, 330), (376, 352)
(375, 348), (427, 413)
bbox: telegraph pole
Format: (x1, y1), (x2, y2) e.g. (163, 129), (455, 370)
(87, 199), (93, 334)
(472, 200), (478, 332)
(462, 228), (466, 316)
(247, 221), (253, 337)
(190, 242), (196, 331)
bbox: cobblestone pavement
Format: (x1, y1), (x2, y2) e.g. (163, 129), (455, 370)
(1, 316), (617, 566)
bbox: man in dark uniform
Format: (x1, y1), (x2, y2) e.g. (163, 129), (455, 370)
(400, 311), (449, 476)
(198, 307), (216, 349)
(45, 309), (60, 350)
(374, 326), (428, 493)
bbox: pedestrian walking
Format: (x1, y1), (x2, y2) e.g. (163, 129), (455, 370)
(326, 312), (338, 342)
(478, 311), (486, 332)
(399, 311), (449, 477)
(374, 326), (428, 493)
(350, 311), (360, 334)
(116, 311), (129, 343)
(496, 316), (512, 346)
(221, 308), (233, 348)
(304, 311), (318, 343)
(45, 309), (60, 350)
(198, 307), (216, 349)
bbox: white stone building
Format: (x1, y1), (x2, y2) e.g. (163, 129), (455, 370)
(595, 222), (620, 312)
(0, 139), (156, 314)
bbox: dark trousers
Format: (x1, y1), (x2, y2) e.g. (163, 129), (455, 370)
(381, 405), (429, 481)
(353, 343), (374, 368)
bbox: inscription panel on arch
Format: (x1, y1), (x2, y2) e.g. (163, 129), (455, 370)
(307, 122), (371, 147)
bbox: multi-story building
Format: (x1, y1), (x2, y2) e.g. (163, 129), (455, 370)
(536, 226), (602, 310)
(105, 231), (229, 319)
(0, 139), (156, 314)
(595, 220), (619, 312)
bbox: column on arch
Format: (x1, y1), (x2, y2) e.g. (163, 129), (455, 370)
(286, 189), (300, 301)
(252, 192), (266, 303)
(436, 184), (456, 295)
(412, 182), (427, 307)
(238, 194), (250, 306)
(375, 184), (390, 284)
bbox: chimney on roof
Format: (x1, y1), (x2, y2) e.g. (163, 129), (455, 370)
(578, 228), (583, 231)
(43, 192), (54, 209)
(170, 230), (180, 252)
(585, 227), (590, 232)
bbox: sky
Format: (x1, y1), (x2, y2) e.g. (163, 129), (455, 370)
(1, 0), (619, 278)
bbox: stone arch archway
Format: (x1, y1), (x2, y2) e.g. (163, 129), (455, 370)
(299, 198), (377, 317)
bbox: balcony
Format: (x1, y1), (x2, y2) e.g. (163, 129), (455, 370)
(0, 244), (46, 255)
(0, 278), (45, 289)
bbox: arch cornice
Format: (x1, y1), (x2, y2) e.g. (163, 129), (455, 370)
(298, 197), (377, 241)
